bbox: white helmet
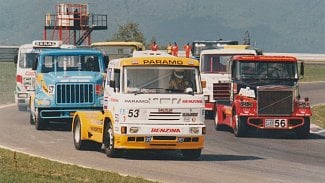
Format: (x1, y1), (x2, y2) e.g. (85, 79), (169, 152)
(174, 70), (184, 79)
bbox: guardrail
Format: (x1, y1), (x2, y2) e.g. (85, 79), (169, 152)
(0, 46), (19, 62)
(264, 52), (325, 63)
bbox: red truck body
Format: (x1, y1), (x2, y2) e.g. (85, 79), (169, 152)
(214, 55), (312, 138)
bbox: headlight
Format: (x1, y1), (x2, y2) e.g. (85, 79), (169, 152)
(297, 101), (310, 108)
(130, 127), (139, 133)
(37, 99), (51, 106)
(18, 93), (28, 98)
(190, 127), (200, 134)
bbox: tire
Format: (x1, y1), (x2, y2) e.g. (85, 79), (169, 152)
(29, 112), (35, 125)
(73, 116), (87, 150)
(295, 117), (310, 139)
(213, 104), (224, 131)
(35, 109), (48, 130)
(103, 122), (121, 158)
(181, 149), (201, 160)
(233, 115), (247, 137)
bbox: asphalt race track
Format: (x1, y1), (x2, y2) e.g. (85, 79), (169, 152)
(0, 82), (324, 183)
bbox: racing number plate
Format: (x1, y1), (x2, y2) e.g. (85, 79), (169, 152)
(265, 119), (287, 128)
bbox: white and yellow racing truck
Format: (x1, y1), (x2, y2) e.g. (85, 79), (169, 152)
(72, 52), (206, 159)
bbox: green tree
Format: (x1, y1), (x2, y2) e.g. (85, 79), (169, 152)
(110, 22), (145, 43)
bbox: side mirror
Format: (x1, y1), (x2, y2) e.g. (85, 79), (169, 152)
(300, 62), (304, 76)
(13, 55), (18, 65)
(32, 57), (38, 70)
(104, 56), (109, 68)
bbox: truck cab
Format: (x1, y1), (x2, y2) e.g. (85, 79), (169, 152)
(30, 49), (106, 130)
(199, 46), (257, 113)
(15, 40), (75, 111)
(72, 53), (206, 159)
(215, 55), (312, 138)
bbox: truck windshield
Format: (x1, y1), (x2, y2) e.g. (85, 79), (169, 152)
(41, 55), (100, 73)
(201, 54), (230, 73)
(238, 61), (298, 80)
(124, 66), (202, 94)
(18, 52), (38, 68)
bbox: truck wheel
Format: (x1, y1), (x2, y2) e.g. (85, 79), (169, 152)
(35, 110), (48, 130)
(29, 112), (35, 125)
(73, 116), (87, 150)
(104, 123), (121, 158)
(213, 103), (221, 130)
(233, 115), (247, 137)
(295, 117), (310, 139)
(181, 149), (201, 160)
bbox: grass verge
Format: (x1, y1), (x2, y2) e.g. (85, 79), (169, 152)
(300, 64), (325, 82)
(311, 105), (325, 129)
(0, 148), (156, 183)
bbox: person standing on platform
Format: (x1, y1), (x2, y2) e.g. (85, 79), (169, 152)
(150, 41), (159, 51)
(167, 42), (172, 55)
(183, 42), (192, 58)
(171, 42), (179, 56)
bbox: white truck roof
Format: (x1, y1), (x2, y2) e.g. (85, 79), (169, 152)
(133, 50), (174, 57)
(200, 48), (257, 55)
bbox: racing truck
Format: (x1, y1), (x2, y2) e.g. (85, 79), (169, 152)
(191, 40), (239, 60)
(214, 55), (312, 138)
(29, 49), (107, 130)
(72, 52), (206, 159)
(199, 45), (258, 115)
(15, 40), (75, 111)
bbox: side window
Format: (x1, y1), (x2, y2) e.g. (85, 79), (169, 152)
(113, 69), (120, 92)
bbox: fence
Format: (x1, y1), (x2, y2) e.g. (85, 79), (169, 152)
(0, 62), (16, 105)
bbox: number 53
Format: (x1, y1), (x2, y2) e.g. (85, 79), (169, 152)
(128, 109), (139, 118)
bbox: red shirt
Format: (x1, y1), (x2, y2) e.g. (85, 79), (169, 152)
(151, 44), (159, 51)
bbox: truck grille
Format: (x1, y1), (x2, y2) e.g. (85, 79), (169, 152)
(56, 83), (94, 104)
(257, 90), (293, 116)
(213, 83), (231, 101)
(148, 112), (181, 120)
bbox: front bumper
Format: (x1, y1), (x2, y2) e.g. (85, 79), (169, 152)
(114, 134), (205, 150)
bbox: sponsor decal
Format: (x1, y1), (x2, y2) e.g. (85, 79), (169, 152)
(25, 71), (36, 76)
(143, 59), (183, 65)
(182, 112), (198, 117)
(182, 99), (203, 104)
(158, 108), (173, 113)
(151, 128), (181, 133)
(110, 98), (119, 102)
(124, 99), (149, 103)
(90, 126), (102, 133)
(239, 87), (255, 98)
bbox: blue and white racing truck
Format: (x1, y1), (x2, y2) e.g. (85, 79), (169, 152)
(29, 49), (108, 130)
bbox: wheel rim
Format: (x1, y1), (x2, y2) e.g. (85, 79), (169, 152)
(234, 115), (239, 133)
(108, 127), (114, 151)
(74, 121), (81, 144)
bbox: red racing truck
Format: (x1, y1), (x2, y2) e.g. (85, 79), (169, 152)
(214, 55), (312, 138)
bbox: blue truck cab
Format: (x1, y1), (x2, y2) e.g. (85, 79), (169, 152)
(29, 49), (107, 130)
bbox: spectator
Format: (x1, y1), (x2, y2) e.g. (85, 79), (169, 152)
(171, 42), (179, 56)
(167, 42), (172, 55)
(74, 9), (80, 28)
(183, 42), (192, 58)
(150, 41), (159, 51)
